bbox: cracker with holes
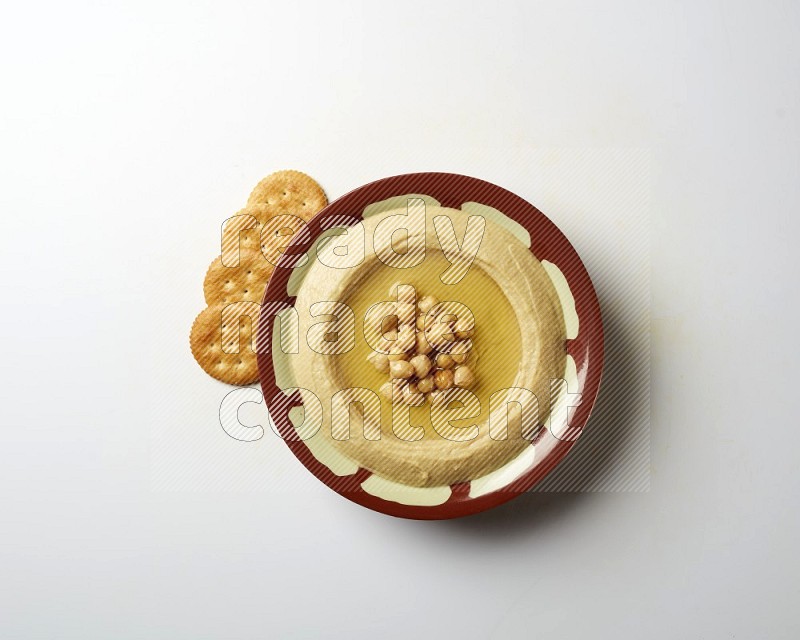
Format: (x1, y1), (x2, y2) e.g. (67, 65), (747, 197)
(190, 169), (327, 385)
(190, 302), (262, 386)
(246, 169), (327, 215)
(203, 247), (274, 305)
(222, 204), (314, 262)
(234, 170), (326, 251)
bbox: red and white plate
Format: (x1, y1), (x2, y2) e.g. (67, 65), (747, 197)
(257, 172), (604, 519)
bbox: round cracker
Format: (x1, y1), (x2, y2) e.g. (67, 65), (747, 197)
(190, 304), (260, 386)
(246, 170), (327, 220)
(222, 205), (268, 252)
(203, 247), (274, 305)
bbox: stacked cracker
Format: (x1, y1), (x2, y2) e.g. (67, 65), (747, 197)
(190, 170), (327, 385)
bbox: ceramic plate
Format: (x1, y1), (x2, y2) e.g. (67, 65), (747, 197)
(257, 173), (603, 519)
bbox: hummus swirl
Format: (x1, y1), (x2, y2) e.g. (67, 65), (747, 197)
(289, 205), (567, 487)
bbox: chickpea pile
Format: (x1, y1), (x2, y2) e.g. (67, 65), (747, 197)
(367, 283), (476, 407)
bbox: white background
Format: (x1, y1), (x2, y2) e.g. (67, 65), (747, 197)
(1, 1), (798, 638)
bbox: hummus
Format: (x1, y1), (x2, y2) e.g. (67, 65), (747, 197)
(286, 204), (567, 487)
